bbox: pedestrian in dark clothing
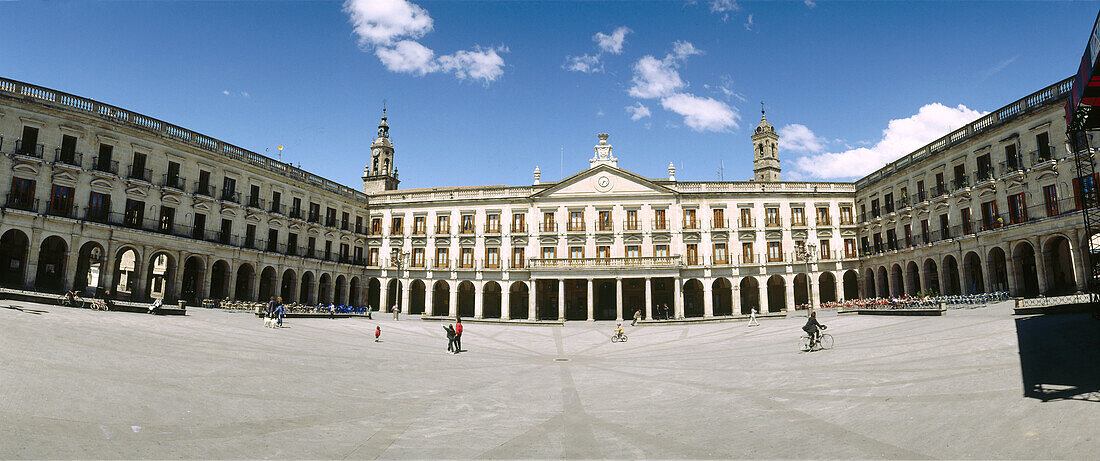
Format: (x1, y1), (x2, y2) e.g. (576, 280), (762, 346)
(444, 324), (456, 353)
(454, 319), (463, 351)
(267, 297), (277, 316)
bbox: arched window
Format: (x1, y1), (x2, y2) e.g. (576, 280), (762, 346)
(383, 158), (389, 175)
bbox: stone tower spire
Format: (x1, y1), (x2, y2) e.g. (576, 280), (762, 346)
(751, 104), (781, 182)
(362, 108), (400, 194)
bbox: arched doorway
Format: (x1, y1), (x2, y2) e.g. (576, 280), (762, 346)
(509, 281), (529, 319)
(923, 258), (940, 295)
(712, 278), (732, 316)
(818, 272), (836, 303)
(34, 236), (68, 292)
(318, 273), (332, 305)
(890, 264), (904, 297)
(767, 275), (786, 312)
(349, 277), (361, 306)
(113, 247), (139, 298)
(432, 280), (450, 316)
(334, 275), (347, 305)
(942, 255), (961, 295)
(457, 281), (475, 318)
(145, 252), (173, 301)
(842, 270), (859, 300)
(210, 260), (231, 301)
(74, 242), (105, 294)
(409, 279), (426, 314)
(387, 278), (402, 311)
(1012, 242), (1039, 297)
(962, 251), (984, 294)
(906, 261), (921, 295)
(683, 279), (704, 317)
(280, 269), (297, 302)
(482, 281), (501, 318)
(367, 277), (381, 309)
(0, 229), (29, 287)
(793, 273), (810, 308)
(740, 277), (759, 314)
(863, 268), (876, 298)
(1044, 235), (1077, 294)
(299, 271), (315, 304)
(234, 264), (254, 301)
(986, 247), (1009, 293)
(876, 266), (889, 297)
(181, 256), (205, 303)
(258, 266), (277, 301)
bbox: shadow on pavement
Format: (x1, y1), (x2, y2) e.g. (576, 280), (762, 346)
(1, 304), (48, 315)
(1015, 311), (1100, 402)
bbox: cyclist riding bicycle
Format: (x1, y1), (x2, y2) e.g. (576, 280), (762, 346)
(65, 290), (78, 305)
(802, 311), (826, 347)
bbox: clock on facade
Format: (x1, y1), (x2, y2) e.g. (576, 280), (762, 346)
(595, 175), (613, 192)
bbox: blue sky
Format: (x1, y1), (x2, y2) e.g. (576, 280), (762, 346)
(1, 1), (1097, 189)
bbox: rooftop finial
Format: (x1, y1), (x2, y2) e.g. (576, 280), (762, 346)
(760, 100), (766, 119)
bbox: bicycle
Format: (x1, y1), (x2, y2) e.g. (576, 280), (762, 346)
(57, 292), (85, 309)
(799, 326), (833, 352)
(611, 331), (628, 343)
(90, 299), (109, 311)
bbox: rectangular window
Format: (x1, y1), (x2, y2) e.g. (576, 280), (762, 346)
(87, 191), (110, 222)
(1074, 173), (1100, 210)
(871, 199), (880, 218)
(1004, 144), (1020, 171)
(324, 241), (332, 260)
(713, 243), (727, 264)
(654, 244), (669, 258)
(921, 219), (930, 243)
(437, 215), (450, 234)
(1008, 193), (1027, 224)
(244, 224), (256, 248)
(355, 216), (363, 234)
(163, 161), (181, 190)
(625, 245), (640, 259)
(326, 207), (337, 227)
(412, 248), (425, 267)
(369, 248), (380, 266)
(626, 210), (639, 230)
(791, 207), (805, 226)
(686, 244), (698, 264)
(884, 193), (894, 213)
(903, 225), (912, 247)
(248, 185), (261, 207)
(341, 212), (349, 230)
(371, 217), (382, 235)
(953, 164), (967, 189)
(712, 208), (725, 229)
(569, 211), (584, 231)
(435, 248), (448, 268)
(819, 239), (830, 259)
(512, 248), (525, 268)
(843, 238), (856, 258)
(487, 213), (500, 233)
(308, 202), (320, 222)
(542, 247), (556, 259)
(220, 218), (232, 244)
(742, 242), (754, 263)
(391, 216), (403, 235)
(916, 181), (926, 202)
(596, 246), (610, 259)
(886, 229), (897, 250)
(654, 209), (667, 230)
(935, 172), (945, 196)
(1044, 184), (1059, 216)
(193, 213), (206, 239)
(976, 153), (993, 181)
(740, 208), (753, 227)
(512, 213), (526, 232)
(570, 246), (584, 260)
(961, 208), (973, 234)
(95, 144), (114, 172)
(222, 176), (236, 201)
(19, 126), (39, 155)
(124, 199), (144, 228)
(413, 216), (426, 234)
(899, 187), (908, 207)
(542, 211), (555, 232)
(816, 207), (829, 225)
(291, 197), (302, 218)
(460, 248), (474, 268)
(683, 209), (697, 229)
(339, 243), (349, 261)
(308, 237), (316, 257)
(485, 248), (499, 268)
(766, 207), (780, 226)
(270, 229), (281, 253)
(9, 177), (37, 210)
(1036, 132), (1052, 162)
(159, 206), (174, 233)
(981, 200), (1000, 229)
(59, 134), (77, 164)
(873, 234), (883, 253)
(598, 210), (612, 231)
(271, 191), (281, 212)
(461, 214), (474, 233)
(48, 185), (74, 216)
(767, 241), (782, 262)
(939, 214), (950, 239)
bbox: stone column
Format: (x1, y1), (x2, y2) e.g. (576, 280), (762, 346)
(615, 277), (624, 321)
(100, 241), (117, 296)
(835, 274), (844, 302)
(586, 278), (594, 321)
(22, 232), (43, 289)
(644, 277), (652, 320)
(379, 281), (389, 312)
(1034, 237), (1049, 294)
(673, 277), (683, 319)
(474, 280), (484, 319)
(557, 279), (565, 320)
(703, 278), (714, 318)
(448, 282), (458, 318)
(1069, 231), (1088, 292)
(784, 275), (794, 312)
(227, 263), (238, 300)
(425, 283), (435, 316)
(62, 238), (82, 291)
(249, 271), (260, 302)
(731, 277), (741, 315)
(401, 279), (412, 315)
(172, 252), (186, 302)
(760, 280), (769, 314)
(1005, 256), (1019, 297)
(501, 286), (511, 320)
(807, 273), (817, 309)
(528, 280), (537, 320)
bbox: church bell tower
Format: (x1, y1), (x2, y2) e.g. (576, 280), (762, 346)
(751, 106), (781, 182)
(362, 108), (400, 194)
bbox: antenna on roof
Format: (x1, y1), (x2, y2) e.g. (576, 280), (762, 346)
(717, 159), (724, 181)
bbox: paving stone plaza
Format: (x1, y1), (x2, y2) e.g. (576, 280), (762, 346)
(1, 302), (1097, 459)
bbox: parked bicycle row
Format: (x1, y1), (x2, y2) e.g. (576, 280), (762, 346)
(200, 298), (375, 315)
(819, 292), (1010, 310)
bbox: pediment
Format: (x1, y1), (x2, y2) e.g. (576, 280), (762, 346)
(711, 231), (729, 242)
(652, 233), (671, 243)
(683, 233), (701, 243)
(459, 237), (476, 246)
(12, 164), (38, 177)
(1032, 166), (1059, 181)
(567, 235), (586, 244)
(594, 235), (615, 244)
(126, 186), (148, 198)
(765, 231), (783, 240)
(219, 208), (237, 218)
(412, 238), (427, 246)
(816, 229), (833, 238)
(244, 212), (261, 222)
(539, 236), (558, 244)
(193, 201), (212, 212)
(531, 164), (675, 199)
(162, 195), (182, 206)
(367, 238), (383, 246)
(51, 171), (78, 185)
(510, 236), (528, 246)
(484, 236), (502, 245)
(791, 230), (809, 240)
(975, 188), (997, 199)
(840, 229), (857, 237)
(623, 234), (644, 244)
(89, 178), (113, 192)
(739, 232), (756, 241)
(268, 218), (284, 227)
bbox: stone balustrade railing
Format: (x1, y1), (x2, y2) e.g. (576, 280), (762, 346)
(528, 256), (683, 269)
(0, 76), (366, 202)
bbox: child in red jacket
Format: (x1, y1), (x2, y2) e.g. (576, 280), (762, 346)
(375, 326), (381, 342)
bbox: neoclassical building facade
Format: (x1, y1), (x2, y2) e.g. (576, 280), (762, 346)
(0, 75), (1092, 320)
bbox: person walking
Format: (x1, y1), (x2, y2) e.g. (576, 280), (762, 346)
(454, 318), (463, 352)
(375, 325), (382, 342)
(274, 302), (285, 327)
(266, 297), (277, 317)
(444, 324), (456, 354)
(632, 309), (642, 326)
(329, 303), (335, 319)
(393, 305), (400, 320)
(662, 303), (671, 320)
(748, 308), (760, 327)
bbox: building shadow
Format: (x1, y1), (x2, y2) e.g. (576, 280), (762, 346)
(1014, 310), (1100, 402)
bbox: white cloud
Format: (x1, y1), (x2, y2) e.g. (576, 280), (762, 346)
(660, 93), (739, 132)
(563, 54), (602, 73)
(221, 90), (230, 96)
(375, 39), (437, 75)
(343, 0), (433, 47)
(710, 0), (740, 20)
(343, 0), (507, 84)
(241, 91), (250, 98)
(438, 46), (508, 84)
(778, 124), (827, 153)
(670, 40), (702, 61)
(594, 26), (632, 54)
(744, 14), (754, 31)
(792, 103), (987, 179)
(626, 102), (651, 121)
(628, 55), (686, 99)
(986, 55), (1019, 77)
(804, 0), (817, 8)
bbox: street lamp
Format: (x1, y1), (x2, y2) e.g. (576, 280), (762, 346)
(795, 241), (817, 310)
(390, 249), (408, 312)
